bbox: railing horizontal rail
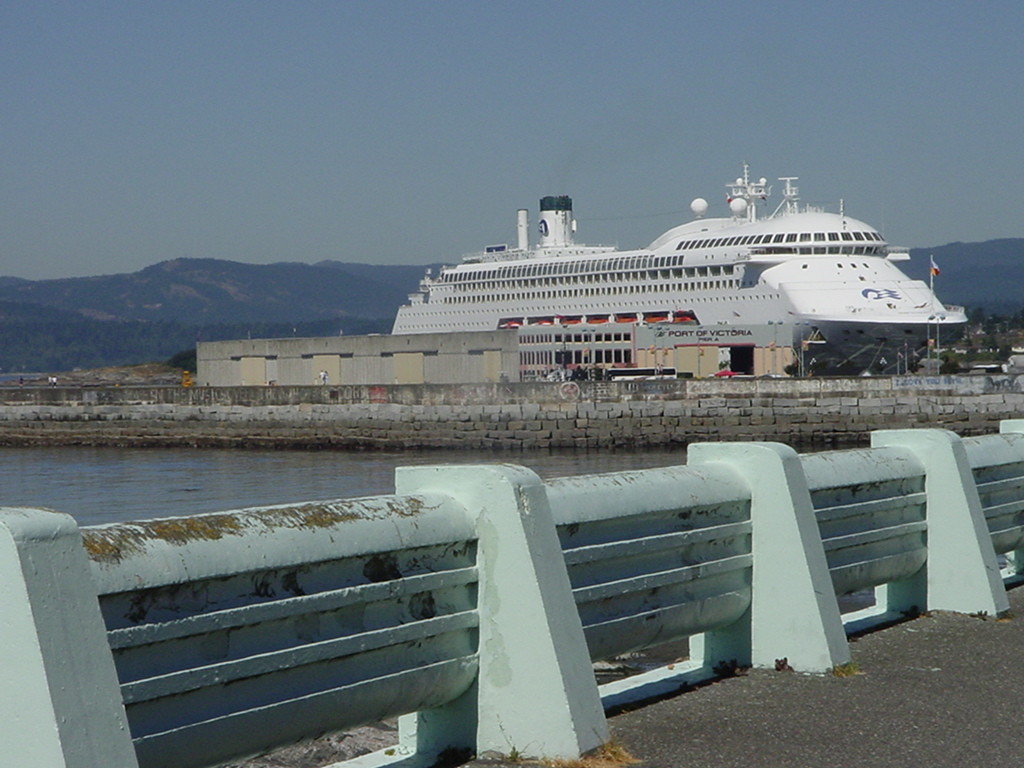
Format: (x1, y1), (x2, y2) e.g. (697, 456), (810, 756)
(122, 610), (480, 705)
(562, 521), (752, 566)
(547, 465), (749, 529)
(131, 657), (479, 768)
(976, 476), (1024, 496)
(822, 520), (928, 554)
(802, 447), (925, 492)
(814, 493), (927, 525)
(830, 551), (929, 597)
(573, 552), (753, 605)
(83, 492), (472, 594)
(582, 590), (750, 662)
(108, 566), (479, 650)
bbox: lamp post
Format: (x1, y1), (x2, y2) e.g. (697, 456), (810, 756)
(583, 329), (594, 380)
(768, 320), (781, 375)
(927, 315), (935, 363)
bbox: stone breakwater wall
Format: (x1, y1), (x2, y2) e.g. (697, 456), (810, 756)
(1, 375), (1023, 450)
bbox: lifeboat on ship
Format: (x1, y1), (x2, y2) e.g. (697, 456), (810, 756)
(671, 311), (698, 323)
(643, 311), (670, 323)
(614, 313), (638, 324)
(587, 314), (610, 324)
(498, 317), (524, 329)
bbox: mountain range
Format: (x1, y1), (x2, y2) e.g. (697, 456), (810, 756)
(0, 239), (1020, 371)
(0, 258), (434, 325)
(0, 259), (436, 372)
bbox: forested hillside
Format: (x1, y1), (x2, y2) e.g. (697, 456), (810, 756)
(0, 258), (429, 324)
(0, 258), (420, 371)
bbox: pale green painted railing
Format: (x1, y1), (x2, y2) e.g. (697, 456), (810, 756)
(3, 426), (1024, 767)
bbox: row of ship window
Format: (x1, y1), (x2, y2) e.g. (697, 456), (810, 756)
(444, 253), (712, 282)
(446, 264), (738, 292)
(749, 245), (884, 256)
(677, 230), (882, 250)
(443, 280), (743, 304)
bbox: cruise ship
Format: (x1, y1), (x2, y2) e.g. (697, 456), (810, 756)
(392, 167), (965, 373)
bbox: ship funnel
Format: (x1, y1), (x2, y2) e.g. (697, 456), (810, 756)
(517, 208), (529, 251)
(538, 195), (574, 248)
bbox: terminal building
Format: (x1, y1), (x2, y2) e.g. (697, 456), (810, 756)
(519, 322), (796, 380)
(196, 322), (796, 386)
(197, 331), (520, 387)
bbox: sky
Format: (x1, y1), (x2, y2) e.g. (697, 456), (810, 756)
(3, 1), (1023, 281)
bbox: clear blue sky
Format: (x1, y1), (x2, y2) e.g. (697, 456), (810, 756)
(3, 1), (1022, 280)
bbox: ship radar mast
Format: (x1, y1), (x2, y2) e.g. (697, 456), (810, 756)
(725, 163), (770, 223)
(772, 177), (800, 217)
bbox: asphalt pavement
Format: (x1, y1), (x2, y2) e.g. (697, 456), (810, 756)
(468, 585), (1024, 768)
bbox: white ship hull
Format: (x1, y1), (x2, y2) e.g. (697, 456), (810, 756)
(393, 170), (964, 374)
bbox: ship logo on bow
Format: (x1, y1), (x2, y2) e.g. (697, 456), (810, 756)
(861, 288), (902, 301)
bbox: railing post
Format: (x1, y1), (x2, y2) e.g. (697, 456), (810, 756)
(999, 420), (1024, 576)
(0, 508), (138, 768)
(688, 443), (849, 673)
(394, 465), (608, 762)
(872, 429), (1009, 615)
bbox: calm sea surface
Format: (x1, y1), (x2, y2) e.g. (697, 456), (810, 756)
(0, 446), (689, 527)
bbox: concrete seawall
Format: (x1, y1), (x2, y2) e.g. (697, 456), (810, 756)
(1, 374), (1022, 449)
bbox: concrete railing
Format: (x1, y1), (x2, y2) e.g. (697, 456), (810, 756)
(965, 420), (1024, 579)
(3, 424), (1023, 767)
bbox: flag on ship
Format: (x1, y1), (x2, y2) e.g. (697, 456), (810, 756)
(929, 256), (941, 277)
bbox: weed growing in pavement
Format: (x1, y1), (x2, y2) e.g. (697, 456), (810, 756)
(545, 740), (640, 768)
(831, 661), (863, 677)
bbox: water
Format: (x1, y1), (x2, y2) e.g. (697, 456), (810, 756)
(0, 446), (688, 527)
